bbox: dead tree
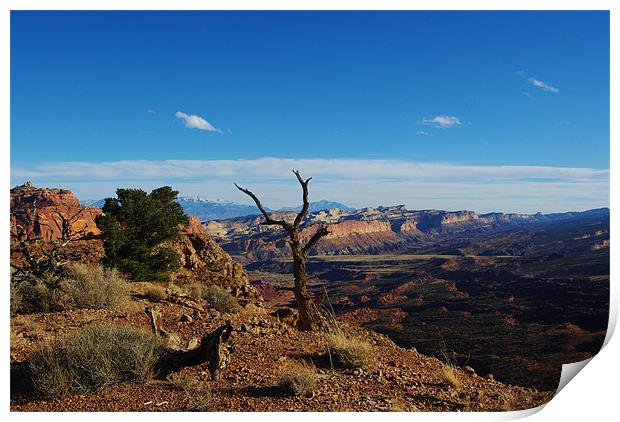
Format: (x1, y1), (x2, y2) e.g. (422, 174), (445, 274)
(235, 170), (330, 331)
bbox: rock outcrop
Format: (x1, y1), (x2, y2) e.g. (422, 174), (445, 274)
(170, 218), (261, 304)
(10, 182), (102, 241)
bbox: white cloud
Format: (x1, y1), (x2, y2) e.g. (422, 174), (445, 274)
(11, 158), (609, 214)
(147, 109), (156, 114)
(420, 115), (462, 128)
(528, 78), (560, 94)
(416, 131), (430, 136)
(175, 111), (223, 133)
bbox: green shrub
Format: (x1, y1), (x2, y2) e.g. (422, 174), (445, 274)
(96, 186), (187, 281)
(29, 324), (165, 398)
(10, 264), (130, 314)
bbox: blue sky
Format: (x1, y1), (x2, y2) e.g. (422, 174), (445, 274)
(10, 11), (609, 212)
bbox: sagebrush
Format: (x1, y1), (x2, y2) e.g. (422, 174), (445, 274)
(10, 264), (129, 314)
(183, 283), (238, 313)
(29, 324), (165, 398)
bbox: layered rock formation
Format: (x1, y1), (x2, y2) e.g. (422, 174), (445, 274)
(207, 205), (610, 261)
(10, 182), (102, 241)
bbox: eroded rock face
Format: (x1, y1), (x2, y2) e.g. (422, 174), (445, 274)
(169, 223), (261, 304)
(10, 182), (102, 241)
(303, 219), (392, 240)
(207, 205), (609, 261)
(170, 229), (249, 288)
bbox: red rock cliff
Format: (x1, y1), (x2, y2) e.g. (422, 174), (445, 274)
(10, 182), (102, 241)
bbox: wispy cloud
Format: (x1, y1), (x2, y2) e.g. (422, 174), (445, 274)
(416, 131), (430, 136)
(528, 78), (560, 94)
(147, 109), (157, 114)
(420, 115), (462, 128)
(175, 111), (223, 133)
(11, 158), (609, 214)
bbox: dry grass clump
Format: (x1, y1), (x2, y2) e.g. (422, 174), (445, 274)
(441, 364), (462, 390)
(29, 324), (165, 399)
(326, 330), (375, 370)
(279, 360), (318, 397)
(10, 264), (129, 314)
(170, 374), (213, 411)
(60, 264), (129, 310)
(144, 284), (168, 302)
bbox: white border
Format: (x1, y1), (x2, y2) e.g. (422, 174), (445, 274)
(2, 2), (616, 422)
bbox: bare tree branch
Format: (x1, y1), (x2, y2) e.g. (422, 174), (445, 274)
(234, 183), (293, 233)
(302, 225), (330, 256)
(293, 169), (312, 229)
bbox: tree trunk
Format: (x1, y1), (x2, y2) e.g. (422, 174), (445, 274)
(292, 244), (320, 331)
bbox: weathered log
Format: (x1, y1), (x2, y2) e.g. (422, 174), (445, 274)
(145, 306), (189, 351)
(145, 307), (234, 380)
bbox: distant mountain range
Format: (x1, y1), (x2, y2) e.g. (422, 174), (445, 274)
(81, 196), (353, 221)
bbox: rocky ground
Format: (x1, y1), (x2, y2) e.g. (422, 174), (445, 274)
(10, 282), (553, 412)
